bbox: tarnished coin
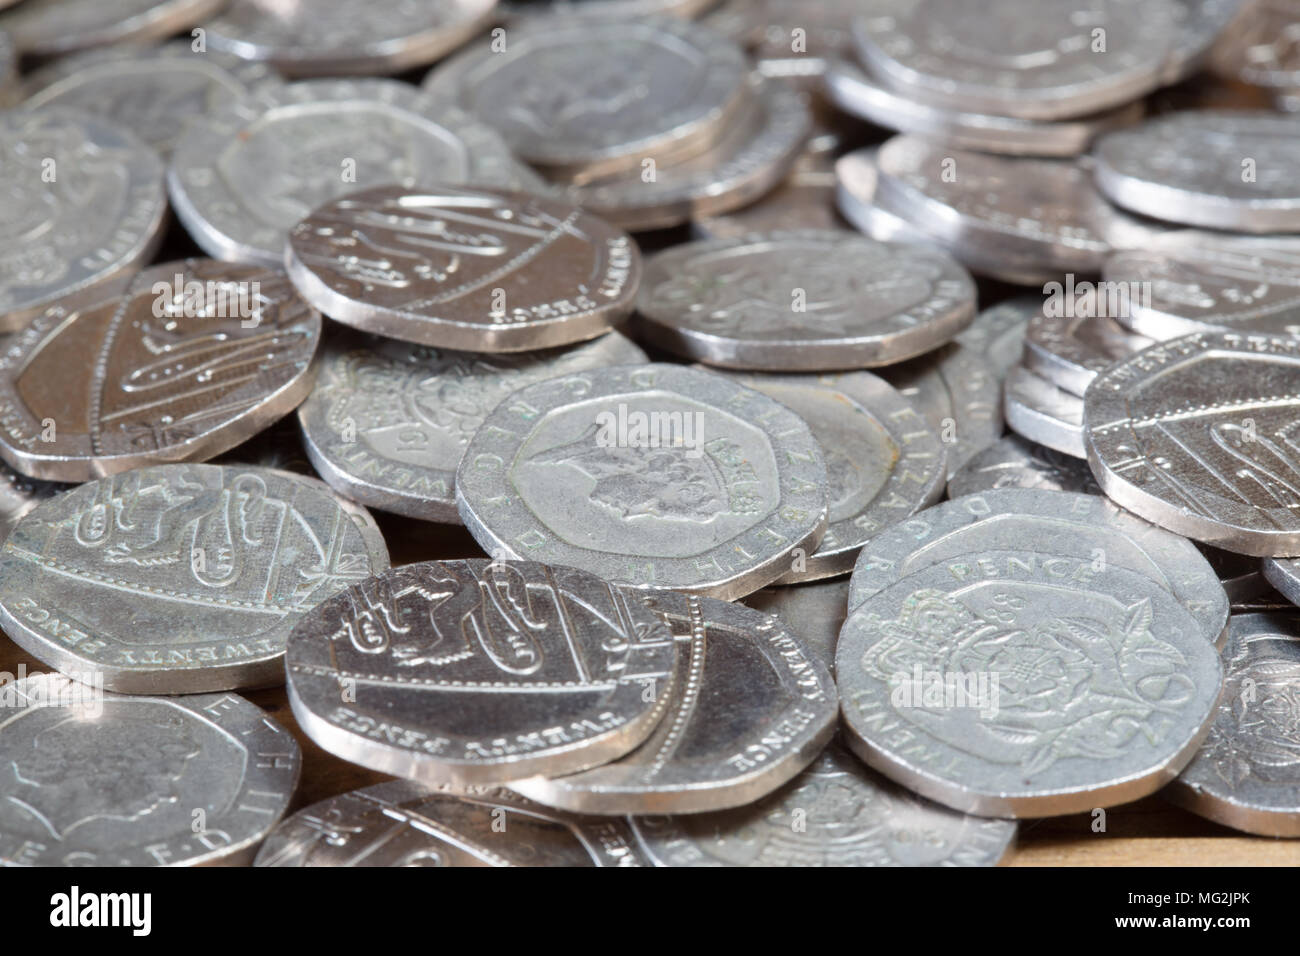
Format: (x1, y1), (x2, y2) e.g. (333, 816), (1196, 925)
(1084, 332), (1300, 556)
(628, 740), (1016, 866)
(299, 330), (647, 523)
(954, 297), (1036, 382)
(948, 434), (1102, 499)
(1092, 112), (1300, 234)
(285, 559), (680, 786)
(0, 108), (166, 332)
(168, 79), (518, 266)
(1262, 557), (1300, 607)
(286, 185), (641, 352)
(205, 0), (498, 77)
(256, 781), (652, 866)
(1004, 366), (1086, 458)
(455, 364), (829, 599)
(716, 370), (945, 582)
(1022, 309), (1155, 397)
(424, 16), (747, 179)
(851, 0), (1177, 121)
(635, 230), (975, 371)
(845, 488), (1231, 649)
(0, 464), (388, 694)
(0, 0), (223, 56)
(1212, 0), (1300, 89)
(744, 578), (850, 674)
(837, 554), (1224, 817)
(510, 592), (837, 814)
(0, 675), (299, 866)
(1167, 612), (1300, 836)
(0, 259), (321, 483)
(20, 42), (281, 159)
(824, 57), (1143, 157)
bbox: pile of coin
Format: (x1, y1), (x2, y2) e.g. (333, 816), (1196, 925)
(0, 0), (1298, 869)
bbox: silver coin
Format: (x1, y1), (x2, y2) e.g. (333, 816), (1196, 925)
(846, 487), (1231, 650)
(744, 577), (851, 675)
(285, 559), (680, 786)
(1167, 612), (1300, 836)
(851, 0), (1177, 121)
(1022, 309), (1155, 398)
(0, 108), (167, 332)
(0, 259), (321, 483)
(1084, 332), (1300, 556)
(1004, 366), (1086, 458)
(298, 329), (647, 524)
(0, 0), (223, 56)
(424, 16), (748, 179)
(168, 79), (519, 266)
(205, 0), (498, 77)
(1092, 111), (1300, 234)
(510, 592), (837, 814)
(837, 553), (1224, 817)
(635, 230), (975, 372)
(1211, 0), (1300, 89)
(20, 42), (282, 160)
(0, 675), (300, 866)
(628, 740), (1016, 866)
(823, 57), (1143, 157)
(834, 146), (936, 246)
(948, 434), (1102, 499)
(256, 780), (653, 866)
(1262, 556), (1300, 607)
(749, 0), (861, 81)
(692, 162), (844, 241)
(0, 464), (388, 694)
(954, 297), (1036, 382)
(286, 185), (641, 352)
(1163, 0), (1246, 83)
(455, 363), (829, 599)
(715, 370), (945, 582)
(501, 0), (716, 20)
(0, 461), (67, 545)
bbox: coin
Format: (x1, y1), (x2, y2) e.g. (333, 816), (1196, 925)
(1166, 612), (1300, 836)
(286, 185), (641, 352)
(298, 329), (647, 523)
(834, 146), (937, 247)
(286, 559), (680, 785)
(0, 0), (224, 56)
(851, 0), (1177, 121)
(744, 577), (851, 674)
(692, 162), (844, 241)
(255, 781), (653, 866)
(0, 462), (67, 545)
(205, 0), (498, 77)
(954, 297), (1036, 381)
(168, 79), (518, 266)
(628, 740), (1016, 866)
(1211, 0), (1300, 89)
(0, 259), (321, 483)
(749, 0), (861, 81)
(1262, 556), (1300, 606)
(1204, 546), (1268, 602)
(0, 108), (167, 332)
(1004, 366), (1086, 458)
(0, 29), (15, 104)
(635, 230), (975, 371)
(948, 434), (1102, 498)
(1084, 332), (1300, 556)
(1163, 0), (1248, 83)
(1022, 310), (1155, 398)
(837, 554), (1224, 817)
(0, 675), (300, 866)
(509, 592), (837, 814)
(501, 0), (716, 20)
(1092, 111), (1300, 234)
(455, 363), (829, 599)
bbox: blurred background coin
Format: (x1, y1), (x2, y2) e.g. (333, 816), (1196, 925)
(0, 0), (223, 56)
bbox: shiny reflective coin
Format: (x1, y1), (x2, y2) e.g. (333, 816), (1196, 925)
(948, 434), (1102, 499)
(692, 162), (844, 241)
(510, 592), (837, 814)
(636, 231), (975, 371)
(834, 146), (934, 246)
(168, 79), (518, 266)
(823, 57), (1142, 157)
(299, 329), (647, 523)
(716, 370), (945, 582)
(851, 0), (1177, 121)
(0, 259), (321, 483)
(0, 108), (166, 332)
(1084, 332), (1300, 556)
(1262, 556), (1300, 607)
(205, 0), (498, 77)
(1022, 310), (1155, 398)
(1212, 0), (1300, 89)
(285, 559), (680, 786)
(837, 554), (1224, 817)
(744, 577), (851, 674)
(425, 16), (747, 179)
(954, 297), (1036, 382)
(21, 42), (281, 159)
(256, 781), (652, 866)
(1092, 112), (1300, 233)
(845, 488), (1231, 650)
(287, 185), (641, 352)
(0, 464), (388, 694)
(0, 0), (223, 56)
(1167, 612), (1300, 836)
(1004, 366), (1086, 458)
(502, 0), (716, 19)
(629, 740), (1016, 866)
(0, 675), (299, 866)
(456, 363), (829, 599)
